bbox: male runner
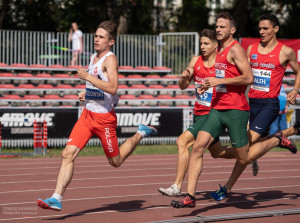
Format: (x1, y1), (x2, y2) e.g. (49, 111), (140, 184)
(36, 21), (157, 211)
(171, 12), (254, 208)
(170, 12), (297, 209)
(158, 29), (234, 197)
(209, 14), (300, 201)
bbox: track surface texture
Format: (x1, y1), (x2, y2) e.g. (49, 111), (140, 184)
(0, 152), (299, 223)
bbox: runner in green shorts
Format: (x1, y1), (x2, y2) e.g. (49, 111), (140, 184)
(158, 29), (234, 197)
(171, 12), (254, 208)
(200, 109), (249, 148)
(171, 12), (297, 209)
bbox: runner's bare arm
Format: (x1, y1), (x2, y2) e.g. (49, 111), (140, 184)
(223, 44), (253, 85)
(205, 44), (253, 87)
(284, 46), (300, 105)
(179, 56), (198, 90)
(246, 45), (253, 63)
(77, 55), (119, 95)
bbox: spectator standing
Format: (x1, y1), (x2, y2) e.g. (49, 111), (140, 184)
(68, 22), (83, 66)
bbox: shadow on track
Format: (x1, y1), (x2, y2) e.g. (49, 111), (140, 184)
(174, 190), (300, 217)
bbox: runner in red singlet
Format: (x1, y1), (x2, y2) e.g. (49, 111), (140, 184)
(171, 12), (298, 209)
(171, 12), (254, 208)
(209, 14), (300, 201)
(158, 29), (235, 197)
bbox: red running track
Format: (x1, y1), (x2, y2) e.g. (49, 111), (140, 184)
(0, 152), (299, 223)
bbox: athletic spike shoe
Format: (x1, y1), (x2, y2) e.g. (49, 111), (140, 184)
(209, 184), (229, 201)
(137, 124), (158, 137)
(37, 198), (62, 211)
(293, 121), (300, 135)
(250, 160), (259, 176)
(274, 132), (297, 154)
(171, 193), (196, 208)
(158, 184), (181, 197)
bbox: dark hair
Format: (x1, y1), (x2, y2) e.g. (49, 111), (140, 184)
(259, 14), (280, 28)
(97, 21), (117, 41)
(216, 12), (236, 28)
(200, 29), (217, 42)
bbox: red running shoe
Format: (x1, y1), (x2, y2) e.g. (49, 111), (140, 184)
(274, 132), (297, 154)
(171, 193), (196, 208)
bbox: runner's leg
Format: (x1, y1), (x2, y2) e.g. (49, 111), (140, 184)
(54, 145), (81, 196)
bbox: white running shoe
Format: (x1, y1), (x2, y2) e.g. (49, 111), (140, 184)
(250, 160), (259, 176)
(158, 184), (181, 197)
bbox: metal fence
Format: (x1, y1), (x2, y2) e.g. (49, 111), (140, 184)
(0, 30), (199, 74)
(158, 32), (199, 75)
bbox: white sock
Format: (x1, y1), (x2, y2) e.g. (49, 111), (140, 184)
(137, 130), (146, 138)
(51, 193), (62, 202)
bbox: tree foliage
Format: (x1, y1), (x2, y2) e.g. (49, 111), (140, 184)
(176, 0), (209, 32)
(0, 0), (300, 38)
(0, 0), (154, 34)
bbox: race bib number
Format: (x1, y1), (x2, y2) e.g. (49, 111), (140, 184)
(85, 82), (104, 100)
(215, 69), (227, 92)
(195, 81), (213, 107)
(251, 68), (271, 92)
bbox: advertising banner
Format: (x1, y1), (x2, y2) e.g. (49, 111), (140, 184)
(0, 108), (78, 139)
(0, 108), (184, 139)
(115, 108), (183, 137)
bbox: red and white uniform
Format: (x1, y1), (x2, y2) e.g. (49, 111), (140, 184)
(212, 40), (250, 111)
(85, 52), (119, 113)
(248, 42), (286, 98)
(67, 51), (119, 157)
(193, 56), (216, 115)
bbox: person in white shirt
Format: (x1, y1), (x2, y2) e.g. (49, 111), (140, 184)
(68, 22), (83, 66)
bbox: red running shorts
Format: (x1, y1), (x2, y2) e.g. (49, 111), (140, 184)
(67, 108), (119, 157)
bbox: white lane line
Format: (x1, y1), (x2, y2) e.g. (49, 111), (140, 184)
(1, 184), (300, 206)
(0, 160), (299, 172)
(0, 158), (178, 166)
(0, 195), (298, 221)
(0, 160), (300, 172)
(1, 175), (300, 195)
(1, 167), (300, 178)
(0, 156), (297, 167)
(0, 157), (183, 166)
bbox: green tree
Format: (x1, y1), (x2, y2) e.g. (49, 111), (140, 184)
(2, 0), (58, 31)
(176, 0), (209, 32)
(127, 0), (154, 34)
(275, 0), (300, 38)
(55, 0), (107, 33)
(216, 0), (300, 38)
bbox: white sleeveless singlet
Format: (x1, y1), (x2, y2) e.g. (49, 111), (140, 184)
(85, 52), (119, 113)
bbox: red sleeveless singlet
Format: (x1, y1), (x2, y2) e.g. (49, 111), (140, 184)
(212, 40), (250, 111)
(248, 42), (286, 98)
